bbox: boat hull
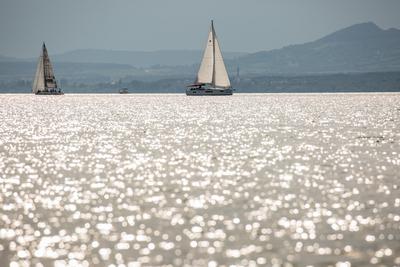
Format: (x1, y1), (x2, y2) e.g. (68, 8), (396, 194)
(35, 91), (64, 95)
(186, 88), (233, 96)
(119, 88), (129, 94)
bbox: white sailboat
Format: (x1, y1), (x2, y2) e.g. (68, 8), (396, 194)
(187, 21), (233, 95)
(32, 43), (63, 95)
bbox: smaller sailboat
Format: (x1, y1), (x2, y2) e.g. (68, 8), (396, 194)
(187, 20), (233, 95)
(32, 43), (63, 95)
(119, 88), (129, 94)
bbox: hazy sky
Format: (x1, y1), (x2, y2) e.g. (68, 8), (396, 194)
(1, 0), (400, 58)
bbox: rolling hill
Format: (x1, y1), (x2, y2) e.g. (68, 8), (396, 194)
(52, 49), (246, 67)
(233, 22), (400, 74)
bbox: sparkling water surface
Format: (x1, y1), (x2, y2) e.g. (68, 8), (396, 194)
(0, 93), (399, 267)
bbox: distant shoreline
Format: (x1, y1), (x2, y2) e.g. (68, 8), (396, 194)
(2, 92), (400, 95)
(1, 71), (399, 94)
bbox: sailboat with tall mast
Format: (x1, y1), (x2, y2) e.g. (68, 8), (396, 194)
(32, 43), (63, 95)
(186, 20), (233, 95)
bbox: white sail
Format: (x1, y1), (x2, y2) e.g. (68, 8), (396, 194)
(32, 43), (58, 94)
(195, 21), (231, 88)
(213, 35), (231, 88)
(196, 29), (214, 84)
(32, 55), (45, 94)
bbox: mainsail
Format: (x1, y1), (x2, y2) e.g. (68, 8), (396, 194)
(32, 43), (58, 94)
(196, 21), (231, 88)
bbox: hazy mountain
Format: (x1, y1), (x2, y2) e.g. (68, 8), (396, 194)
(2, 22), (400, 89)
(0, 55), (18, 62)
(233, 22), (400, 74)
(52, 49), (247, 67)
(0, 61), (137, 84)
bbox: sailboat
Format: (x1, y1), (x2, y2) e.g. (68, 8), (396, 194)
(186, 21), (233, 95)
(32, 43), (63, 95)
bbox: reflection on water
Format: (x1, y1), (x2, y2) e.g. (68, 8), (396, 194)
(0, 93), (399, 267)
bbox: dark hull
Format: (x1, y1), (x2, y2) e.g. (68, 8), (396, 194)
(35, 91), (64, 95)
(186, 88), (233, 96)
(119, 89), (129, 94)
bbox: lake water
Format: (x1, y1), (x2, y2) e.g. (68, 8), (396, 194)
(0, 93), (399, 267)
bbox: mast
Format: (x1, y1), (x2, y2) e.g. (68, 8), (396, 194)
(211, 20), (216, 87)
(42, 43), (47, 90)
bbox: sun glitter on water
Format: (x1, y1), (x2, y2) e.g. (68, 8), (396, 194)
(0, 93), (399, 266)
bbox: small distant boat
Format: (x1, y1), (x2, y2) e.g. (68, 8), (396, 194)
(186, 20), (233, 96)
(32, 43), (63, 95)
(119, 88), (129, 94)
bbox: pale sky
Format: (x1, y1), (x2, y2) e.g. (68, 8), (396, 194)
(1, 0), (400, 58)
